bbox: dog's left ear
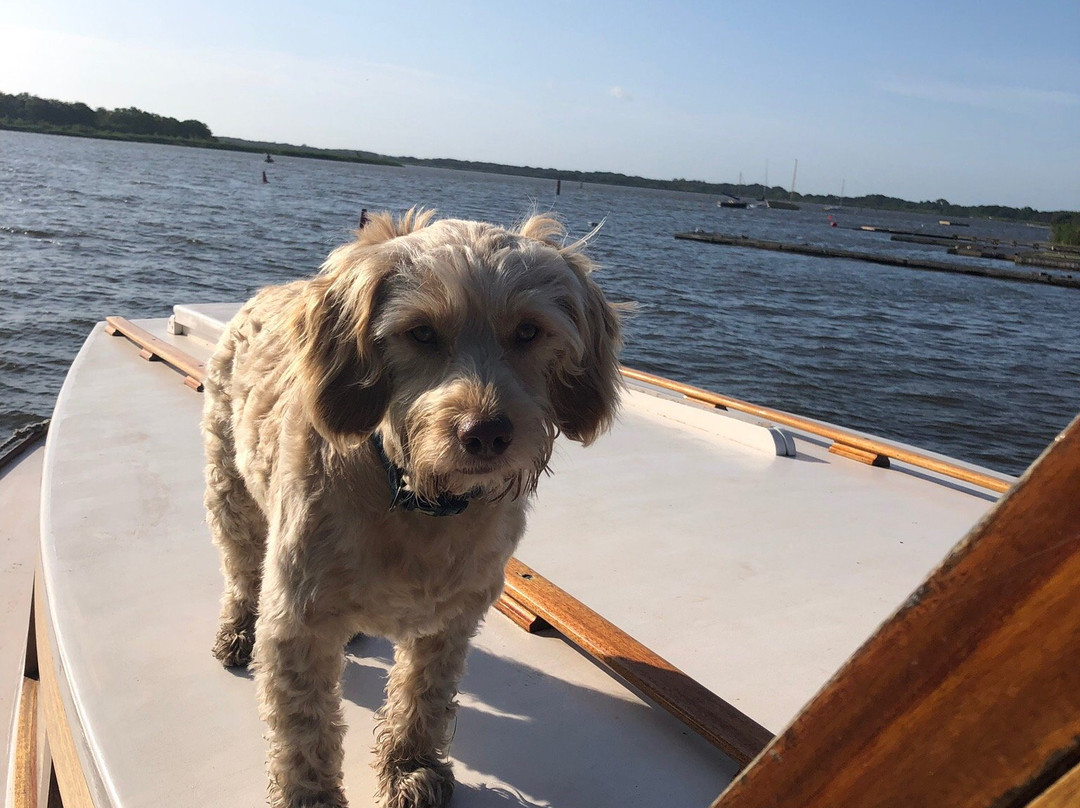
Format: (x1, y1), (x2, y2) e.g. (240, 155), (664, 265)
(291, 249), (392, 447)
(549, 251), (623, 446)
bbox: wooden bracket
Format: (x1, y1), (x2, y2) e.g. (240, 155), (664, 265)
(829, 441), (891, 468)
(494, 591), (551, 634)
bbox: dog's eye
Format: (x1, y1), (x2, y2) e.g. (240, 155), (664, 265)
(514, 323), (539, 344)
(409, 325), (437, 345)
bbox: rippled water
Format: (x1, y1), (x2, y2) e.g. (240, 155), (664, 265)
(2, 129), (1077, 475)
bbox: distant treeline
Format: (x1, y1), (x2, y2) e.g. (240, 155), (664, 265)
(0, 91), (214, 142)
(0, 92), (398, 165)
(215, 137), (400, 167)
(397, 156), (1070, 227)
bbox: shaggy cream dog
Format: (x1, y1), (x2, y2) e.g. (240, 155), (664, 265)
(202, 209), (622, 808)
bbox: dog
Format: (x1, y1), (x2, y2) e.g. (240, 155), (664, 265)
(202, 209), (622, 808)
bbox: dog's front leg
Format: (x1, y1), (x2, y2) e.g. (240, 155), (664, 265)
(255, 577), (350, 807)
(374, 614), (478, 808)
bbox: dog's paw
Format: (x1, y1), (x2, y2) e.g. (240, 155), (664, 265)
(212, 622), (255, 668)
(378, 760), (454, 808)
(268, 786), (347, 808)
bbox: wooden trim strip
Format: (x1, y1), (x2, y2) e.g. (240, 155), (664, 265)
(34, 569), (97, 808)
(104, 315), (205, 391)
(1027, 760), (1080, 808)
(502, 558), (773, 767)
(710, 413), (1080, 808)
(620, 366), (1012, 494)
(11, 676), (39, 808)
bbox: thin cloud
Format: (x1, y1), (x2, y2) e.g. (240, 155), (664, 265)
(609, 86), (632, 101)
(880, 78), (1079, 111)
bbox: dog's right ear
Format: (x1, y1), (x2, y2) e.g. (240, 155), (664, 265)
(290, 251), (392, 447)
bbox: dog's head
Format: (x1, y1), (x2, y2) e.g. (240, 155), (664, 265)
(288, 208), (623, 502)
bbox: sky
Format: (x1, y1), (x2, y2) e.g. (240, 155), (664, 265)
(2, 0), (1077, 210)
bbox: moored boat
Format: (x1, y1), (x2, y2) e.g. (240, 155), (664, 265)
(4, 302), (1080, 808)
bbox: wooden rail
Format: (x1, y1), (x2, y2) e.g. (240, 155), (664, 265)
(498, 559), (773, 766)
(620, 366), (1013, 494)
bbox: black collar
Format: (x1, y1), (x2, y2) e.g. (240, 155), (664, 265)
(369, 432), (473, 517)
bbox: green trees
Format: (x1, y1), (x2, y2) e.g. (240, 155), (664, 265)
(1051, 214), (1080, 246)
(0, 92), (214, 141)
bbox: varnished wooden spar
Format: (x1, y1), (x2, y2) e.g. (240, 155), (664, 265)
(499, 559), (774, 766)
(710, 413), (1080, 808)
(620, 366), (1012, 494)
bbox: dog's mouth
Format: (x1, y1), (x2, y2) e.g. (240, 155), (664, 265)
(457, 461), (501, 476)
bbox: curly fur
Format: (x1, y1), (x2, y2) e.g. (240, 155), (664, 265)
(202, 209), (622, 807)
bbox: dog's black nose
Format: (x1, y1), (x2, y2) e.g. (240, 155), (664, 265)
(457, 414), (514, 457)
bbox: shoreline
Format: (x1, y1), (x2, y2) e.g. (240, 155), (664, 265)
(0, 124), (1065, 226)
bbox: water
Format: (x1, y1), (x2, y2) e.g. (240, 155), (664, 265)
(2, 129), (1077, 476)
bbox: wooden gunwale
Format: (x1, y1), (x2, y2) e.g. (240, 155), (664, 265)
(710, 412), (1080, 808)
(620, 366), (1012, 494)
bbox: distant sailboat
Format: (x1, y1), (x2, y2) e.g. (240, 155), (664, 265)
(824, 179), (848, 212)
(766, 159), (800, 210)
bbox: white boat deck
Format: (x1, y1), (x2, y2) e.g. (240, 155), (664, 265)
(25, 304), (1009, 807)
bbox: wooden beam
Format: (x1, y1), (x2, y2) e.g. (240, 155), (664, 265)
(710, 413), (1080, 808)
(620, 366), (1012, 493)
(502, 558), (773, 767)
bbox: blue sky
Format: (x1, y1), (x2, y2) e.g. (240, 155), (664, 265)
(3, 1), (1077, 209)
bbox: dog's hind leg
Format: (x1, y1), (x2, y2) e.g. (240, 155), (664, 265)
(203, 360), (267, 668)
(373, 614), (479, 808)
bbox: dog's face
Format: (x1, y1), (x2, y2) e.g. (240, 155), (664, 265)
(289, 210), (622, 503)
